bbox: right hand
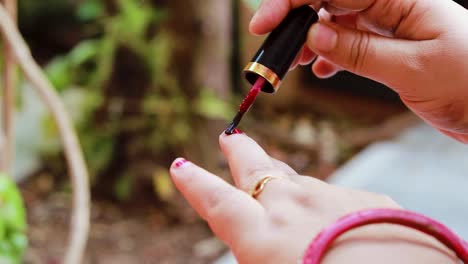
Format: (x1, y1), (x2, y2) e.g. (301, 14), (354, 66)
(250, 0), (468, 143)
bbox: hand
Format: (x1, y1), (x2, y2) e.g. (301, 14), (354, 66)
(170, 132), (457, 263)
(251, 0), (468, 143)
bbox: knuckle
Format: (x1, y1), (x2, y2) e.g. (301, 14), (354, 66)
(244, 165), (272, 179)
(348, 31), (371, 73)
(293, 190), (317, 209)
(204, 188), (235, 220)
(242, 166), (278, 190)
(268, 210), (289, 227)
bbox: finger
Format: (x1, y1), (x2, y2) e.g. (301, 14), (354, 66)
(290, 51), (302, 70)
(219, 132), (290, 192)
(333, 13), (358, 29)
(289, 174), (327, 189)
(318, 6), (333, 21)
(437, 129), (468, 144)
(249, 0), (376, 34)
(249, 0), (322, 35)
(312, 56), (342, 78)
(306, 21), (429, 89)
(170, 158), (265, 244)
(324, 0), (376, 12)
(298, 46), (317, 65)
(323, 3), (354, 16)
(291, 47), (317, 70)
(271, 157), (298, 175)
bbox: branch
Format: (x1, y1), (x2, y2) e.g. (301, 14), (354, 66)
(0, 4), (90, 264)
(1, 0), (17, 176)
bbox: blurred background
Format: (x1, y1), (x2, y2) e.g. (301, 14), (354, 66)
(1, 0), (468, 263)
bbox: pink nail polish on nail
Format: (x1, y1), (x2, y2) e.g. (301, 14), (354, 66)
(174, 159), (190, 168)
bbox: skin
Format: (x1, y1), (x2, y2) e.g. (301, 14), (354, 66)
(170, 0), (468, 262)
(171, 133), (458, 263)
(252, 0), (468, 143)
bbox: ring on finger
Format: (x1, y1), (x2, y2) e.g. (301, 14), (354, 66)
(250, 176), (282, 199)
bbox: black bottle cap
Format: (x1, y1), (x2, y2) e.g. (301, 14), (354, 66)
(243, 6), (319, 93)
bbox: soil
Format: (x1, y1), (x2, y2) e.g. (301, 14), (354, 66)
(21, 174), (226, 264)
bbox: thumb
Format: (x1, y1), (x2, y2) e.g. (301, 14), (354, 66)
(306, 22), (425, 89)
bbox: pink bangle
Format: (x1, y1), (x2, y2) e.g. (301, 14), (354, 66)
(302, 209), (468, 264)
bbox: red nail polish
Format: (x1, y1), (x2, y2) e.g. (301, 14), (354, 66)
(174, 159), (190, 168)
(231, 128), (243, 135)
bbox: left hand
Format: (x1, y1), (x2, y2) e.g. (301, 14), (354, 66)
(170, 131), (456, 264)
(285, 8), (345, 78)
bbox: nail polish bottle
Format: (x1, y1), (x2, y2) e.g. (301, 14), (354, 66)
(243, 6), (319, 93)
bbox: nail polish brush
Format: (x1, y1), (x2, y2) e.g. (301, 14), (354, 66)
(225, 6), (319, 134)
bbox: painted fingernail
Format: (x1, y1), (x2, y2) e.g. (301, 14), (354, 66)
(231, 128), (243, 135)
(174, 158), (190, 169)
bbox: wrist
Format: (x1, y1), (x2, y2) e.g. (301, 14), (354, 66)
(302, 209), (468, 264)
(321, 224), (458, 264)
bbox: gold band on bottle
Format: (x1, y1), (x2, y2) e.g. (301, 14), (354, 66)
(244, 62), (282, 93)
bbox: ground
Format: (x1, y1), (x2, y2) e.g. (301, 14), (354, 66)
(21, 175), (225, 264)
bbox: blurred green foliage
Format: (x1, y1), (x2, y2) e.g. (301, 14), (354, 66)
(19, 0), (70, 18)
(38, 0), (233, 199)
(242, 0), (261, 10)
(0, 175), (27, 264)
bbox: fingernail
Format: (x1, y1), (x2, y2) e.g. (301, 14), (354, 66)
(173, 158), (190, 169)
(231, 128), (243, 135)
(250, 11), (259, 26)
(308, 23), (337, 53)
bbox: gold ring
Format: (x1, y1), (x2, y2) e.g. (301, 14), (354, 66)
(251, 176), (282, 199)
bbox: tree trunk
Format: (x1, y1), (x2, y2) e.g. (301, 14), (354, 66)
(168, 1), (233, 169)
(194, 0), (232, 99)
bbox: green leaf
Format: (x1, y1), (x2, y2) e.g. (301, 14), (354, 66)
(45, 57), (72, 91)
(9, 233), (27, 254)
(195, 89), (235, 120)
(45, 40), (100, 91)
(0, 241), (16, 263)
(0, 175), (27, 263)
(117, 0), (153, 39)
(81, 133), (115, 181)
(68, 40), (99, 67)
(114, 173), (133, 201)
(152, 167), (174, 201)
(77, 0), (105, 21)
(171, 120), (190, 143)
(88, 37), (116, 88)
(0, 175), (27, 231)
(147, 33), (173, 81)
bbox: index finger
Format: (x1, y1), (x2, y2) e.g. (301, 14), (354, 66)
(219, 132), (287, 191)
(249, 0), (375, 35)
(219, 132), (302, 208)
